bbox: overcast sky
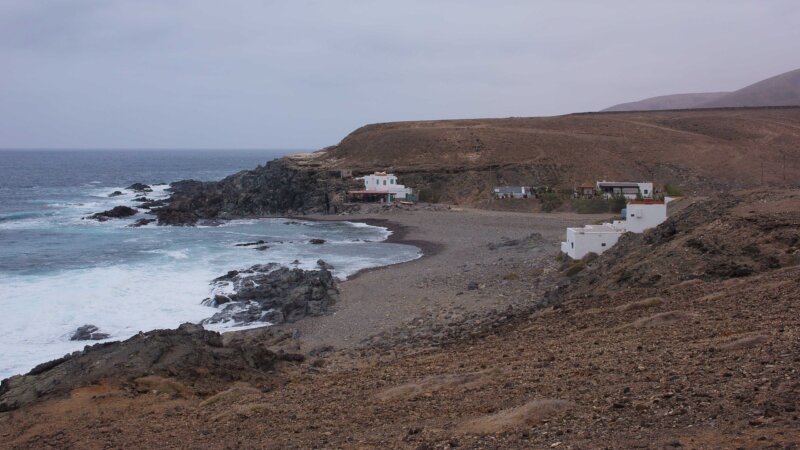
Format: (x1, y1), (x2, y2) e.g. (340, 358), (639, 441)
(1, 1), (799, 150)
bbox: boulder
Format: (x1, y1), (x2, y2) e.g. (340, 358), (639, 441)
(86, 206), (138, 221)
(309, 239), (326, 245)
(317, 259), (335, 270)
(70, 325), (110, 341)
(129, 218), (155, 228)
(108, 191), (124, 197)
(235, 240), (266, 247)
(202, 265), (339, 327)
(138, 199), (168, 209)
(127, 183), (152, 192)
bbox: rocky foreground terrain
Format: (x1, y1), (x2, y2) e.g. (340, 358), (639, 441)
(1, 188), (798, 448)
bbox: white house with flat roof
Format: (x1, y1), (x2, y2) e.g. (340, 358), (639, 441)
(351, 172), (413, 201)
(560, 199), (667, 259)
(596, 181), (654, 199)
(493, 186), (532, 199)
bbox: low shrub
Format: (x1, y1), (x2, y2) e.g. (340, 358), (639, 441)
(663, 184), (684, 197)
(418, 188), (441, 203)
(608, 194), (627, 213)
(582, 252), (599, 263)
(573, 198), (611, 214)
(564, 260), (585, 277)
(502, 272), (519, 281)
(539, 192), (563, 212)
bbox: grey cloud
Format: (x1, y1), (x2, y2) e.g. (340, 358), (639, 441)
(1, 0), (799, 149)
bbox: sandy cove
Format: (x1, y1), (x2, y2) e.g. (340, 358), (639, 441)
(233, 206), (609, 356)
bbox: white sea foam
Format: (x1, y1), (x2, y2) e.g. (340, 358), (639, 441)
(0, 207), (421, 379)
(0, 263), (218, 379)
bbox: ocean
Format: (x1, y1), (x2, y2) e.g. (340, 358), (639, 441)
(0, 150), (421, 379)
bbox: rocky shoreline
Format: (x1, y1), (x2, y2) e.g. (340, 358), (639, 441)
(202, 264), (339, 326)
(152, 158), (361, 225)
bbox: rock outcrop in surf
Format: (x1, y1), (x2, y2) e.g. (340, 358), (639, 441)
(0, 323), (278, 412)
(154, 158), (360, 225)
(202, 265), (339, 326)
(86, 206), (138, 221)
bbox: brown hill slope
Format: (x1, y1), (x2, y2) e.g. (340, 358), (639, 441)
(152, 107), (800, 223)
(701, 67), (800, 108)
(604, 92), (729, 112)
(323, 107), (800, 202)
(604, 68), (800, 112)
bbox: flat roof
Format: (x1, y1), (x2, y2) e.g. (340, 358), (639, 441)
(597, 181), (643, 187)
(628, 199), (665, 205)
(567, 224), (624, 234)
(348, 190), (390, 194)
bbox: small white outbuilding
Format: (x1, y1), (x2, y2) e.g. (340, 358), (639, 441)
(560, 199), (667, 260)
(623, 199), (667, 233)
(560, 223), (626, 260)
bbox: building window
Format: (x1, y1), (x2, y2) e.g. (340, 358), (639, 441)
(571, 242), (574, 248)
(383, 180), (386, 185)
(601, 243), (606, 247)
(390, 179), (395, 184)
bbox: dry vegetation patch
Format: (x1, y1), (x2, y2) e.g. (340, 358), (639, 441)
(615, 296), (665, 311)
(377, 371), (490, 401)
(719, 334), (768, 351)
(629, 310), (698, 328)
(457, 399), (575, 434)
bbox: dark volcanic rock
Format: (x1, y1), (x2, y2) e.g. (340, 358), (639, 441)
(202, 265), (339, 326)
(235, 240), (266, 247)
(127, 183), (152, 192)
(86, 206), (138, 221)
(153, 159), (361, 225)
(309, 239), (326, 245)
(0, 323), (279, 411)
(70, 325), (110, 341)
(132, 196), (150, 202)
(129, 218), (155, 228)
(108, 191), (124, 197)
(138, 199), (168, 209)
(317, 259), (334, 270)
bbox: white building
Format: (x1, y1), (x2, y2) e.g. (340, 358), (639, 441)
(493, 186), (532, 199)
(560, 199), (667, 260)
(623, 200), (667, 233)
(560, 223), (626, 260)
(354, 172), (413, 200)
(596, 181), (654, 199)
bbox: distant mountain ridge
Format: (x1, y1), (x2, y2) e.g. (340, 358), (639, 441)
(604, 68), (800, 112)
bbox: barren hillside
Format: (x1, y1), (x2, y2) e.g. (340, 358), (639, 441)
(701, 68), (800, 108)
(150, 107), (800, 223)
(604, 68), (800, 112)
(322, 107), (800, 202)
(604, 92), (729, 112)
